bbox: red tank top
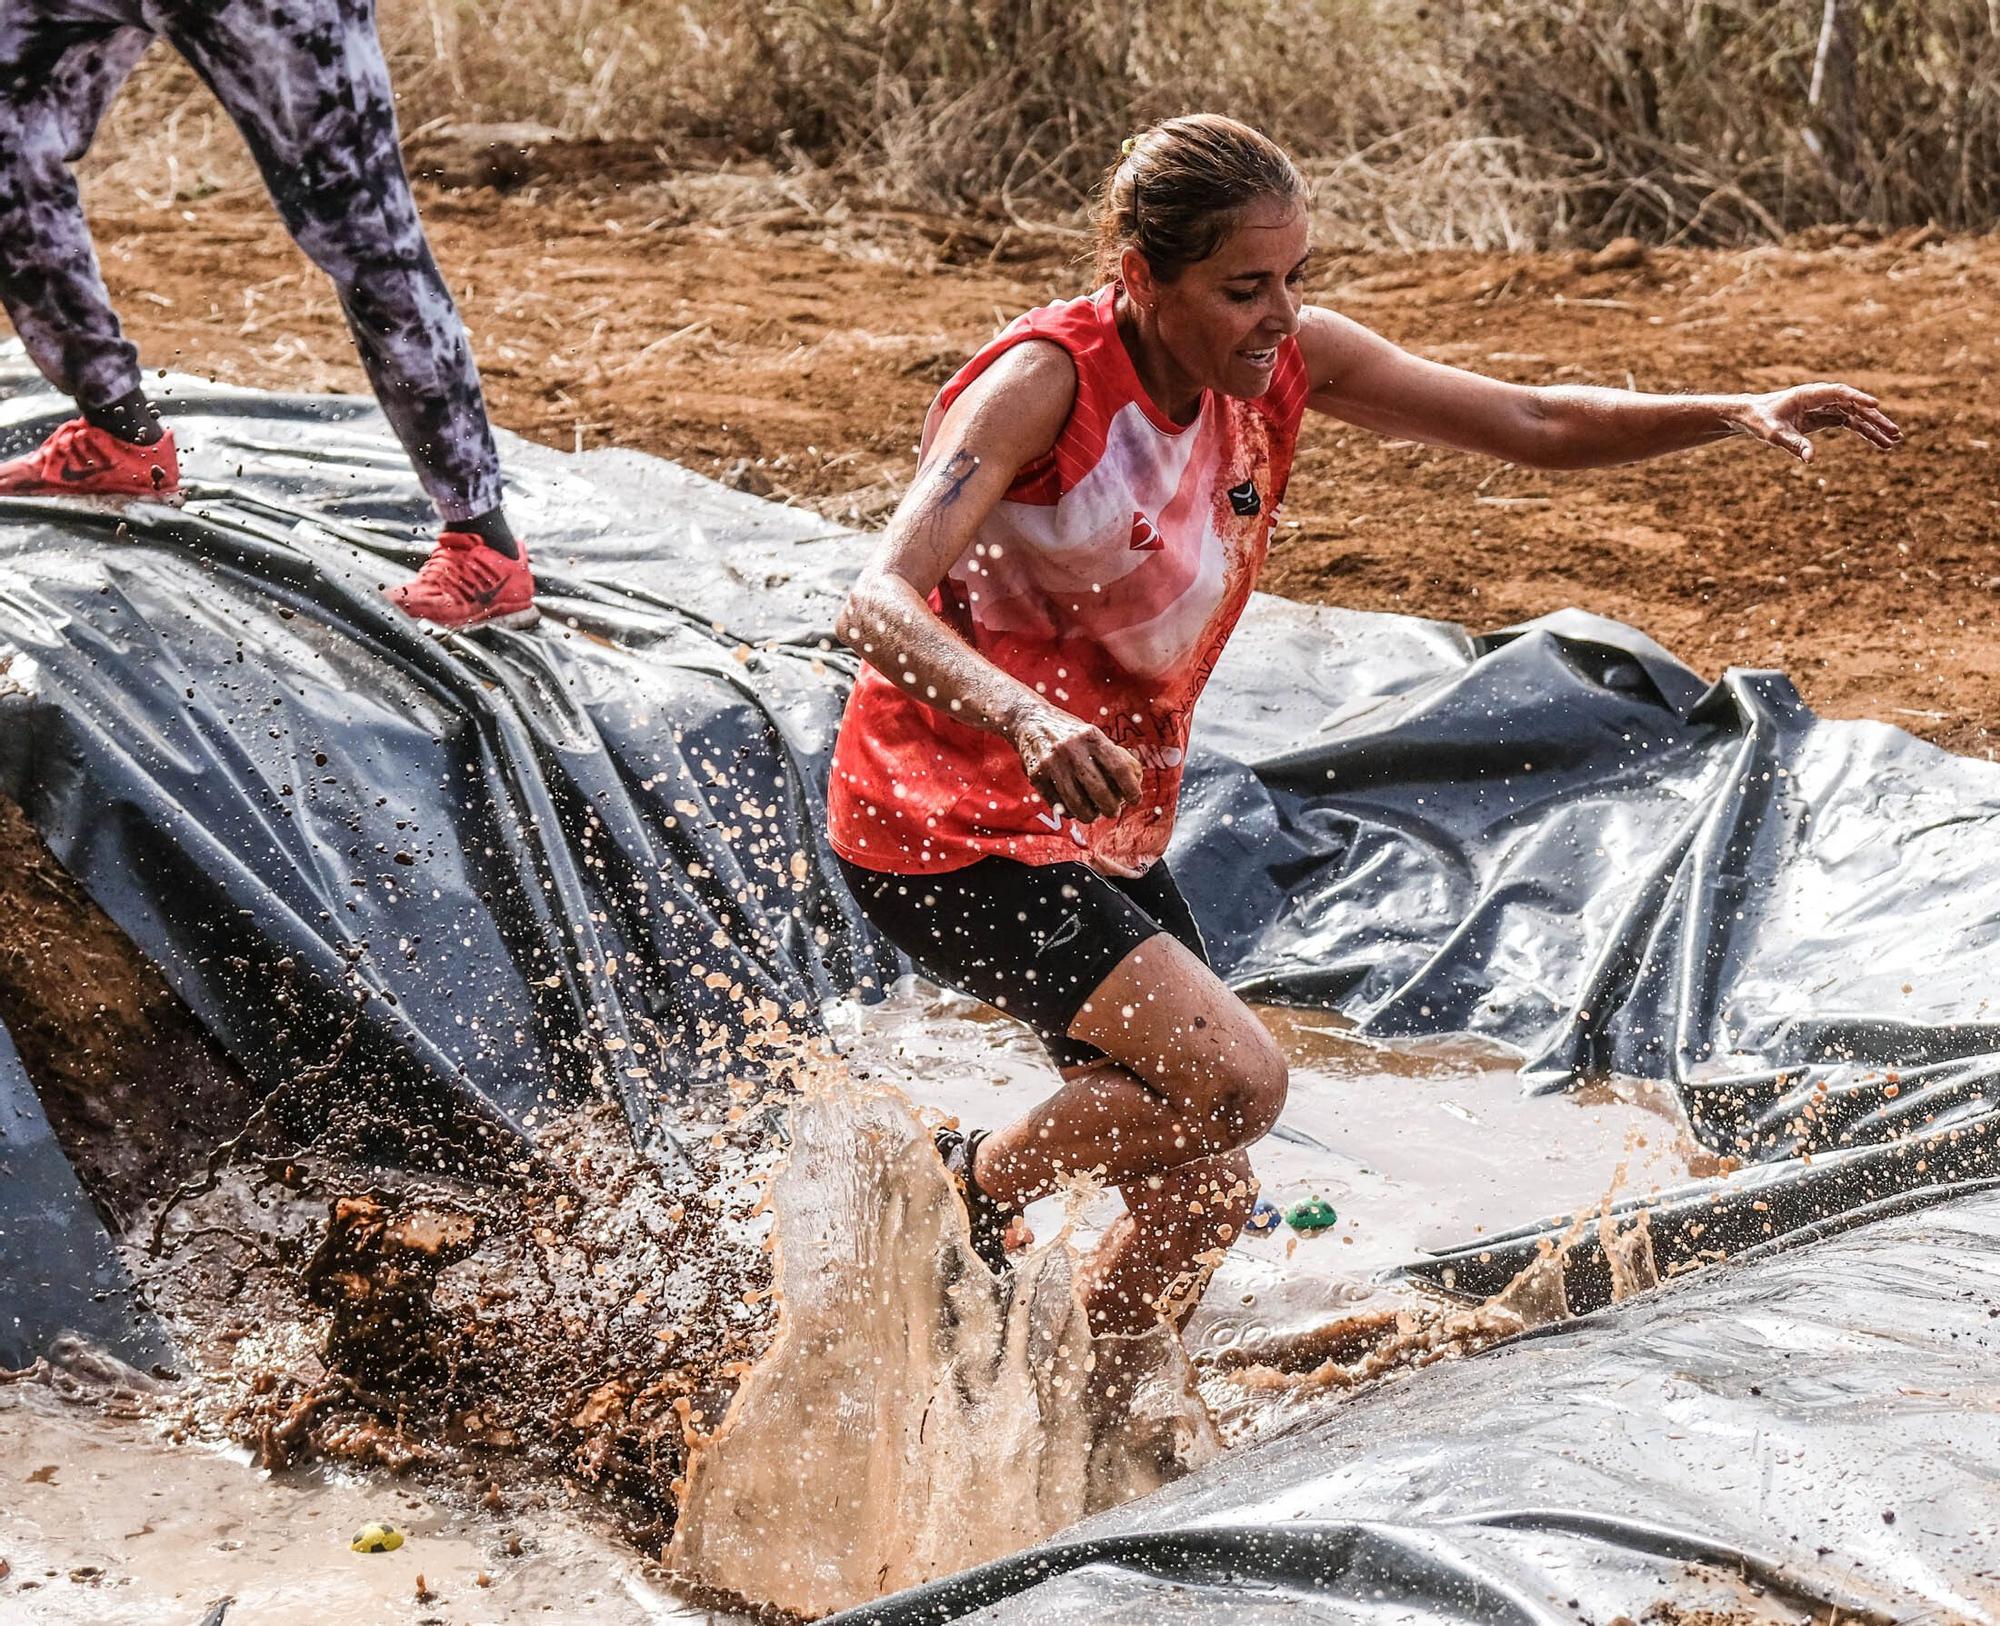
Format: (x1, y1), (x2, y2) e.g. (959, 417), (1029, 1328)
(827, 285), (1311, 876)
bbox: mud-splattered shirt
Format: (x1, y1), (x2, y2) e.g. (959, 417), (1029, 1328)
(828, 285), (1311, 876)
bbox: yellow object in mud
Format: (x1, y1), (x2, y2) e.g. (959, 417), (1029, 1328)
(350, 1522), (404, 1553)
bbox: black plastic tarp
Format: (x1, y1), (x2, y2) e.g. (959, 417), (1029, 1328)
(11, 359), (1994, 1204)
(0, 358), (896, 1170)
(1175, 597), (2000, 1303)
(6, 354), (2000, 1616)
(832, 1182), (2000, 1625)
(0, 1014), (169, 1370)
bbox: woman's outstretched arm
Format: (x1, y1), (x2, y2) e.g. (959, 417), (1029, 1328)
(1298, 305), (1902, 469)
(836, 339), (1144, 822)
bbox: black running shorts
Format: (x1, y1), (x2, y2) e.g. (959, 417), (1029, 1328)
(837, 854), (1210, 1068)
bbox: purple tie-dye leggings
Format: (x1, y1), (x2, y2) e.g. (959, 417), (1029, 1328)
(0, 0), (504, 522)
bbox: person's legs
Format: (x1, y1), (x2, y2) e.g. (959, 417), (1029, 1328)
(1078, 1150), (1257, 1334)
(0, 8), (158, 423)
(974, 931), (1284, 1331)
(0, 9), (179, 495)
(157, 0), (511, 536)
(972, 930), (1284, 1196)
(839, 855), (1286, 1334)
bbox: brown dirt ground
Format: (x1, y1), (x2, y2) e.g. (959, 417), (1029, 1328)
(69, 165), (2000, 757)
(0, 794), (256, 1225)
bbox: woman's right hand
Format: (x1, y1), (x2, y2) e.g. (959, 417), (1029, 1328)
(1010, 702), (1144, 822)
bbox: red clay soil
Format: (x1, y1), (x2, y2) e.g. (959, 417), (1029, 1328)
(65, 169), (2000, 757)
(0, 795), (256, 1224)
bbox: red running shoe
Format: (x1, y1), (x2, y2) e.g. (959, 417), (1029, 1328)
(384, 529), (538, 631)
(0, 418), (178, 498)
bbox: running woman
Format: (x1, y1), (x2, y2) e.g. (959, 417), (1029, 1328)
(828, 114), (1902, 1336)
(0, 0), (533, 630)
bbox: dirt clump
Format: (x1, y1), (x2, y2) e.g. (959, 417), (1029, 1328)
(168, 1099), (781, 1551)
(0, 781), (778, 1551)
(301, 1192), (482, 1387)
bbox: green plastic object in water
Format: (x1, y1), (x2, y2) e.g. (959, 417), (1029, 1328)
(1285, 1196), (1339, 1235)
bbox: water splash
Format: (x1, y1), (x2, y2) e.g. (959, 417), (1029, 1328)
(668, 1079), (1218, 1617)
(1210, 1149), (1660, 1437)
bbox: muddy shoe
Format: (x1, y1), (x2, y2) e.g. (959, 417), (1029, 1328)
(385, 528), (538, 631)
(0, 419), (178, 499)
(935, 1126), (1024, 1275)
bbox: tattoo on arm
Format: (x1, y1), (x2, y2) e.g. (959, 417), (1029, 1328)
(930, 449), (981, 505)
(909, 448), (983, 545)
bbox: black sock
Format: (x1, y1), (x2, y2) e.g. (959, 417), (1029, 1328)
(453, 507), (519, 559)
(81, 389), (164, 447)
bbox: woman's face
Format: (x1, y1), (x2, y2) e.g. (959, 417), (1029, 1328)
(1126, 196), (1310, 401)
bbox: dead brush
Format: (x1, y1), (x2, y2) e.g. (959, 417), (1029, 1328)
(72, 2), (2000, 249)
(371, 0), (1409, 218)
(1462, 0), (2000, 243)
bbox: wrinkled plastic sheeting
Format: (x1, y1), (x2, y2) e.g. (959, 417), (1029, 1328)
(4, 357), (2000, 1613)
(1176, 597), (2000, 1297)
(5, 356), (2000, 1300)
(1184, 601), (2000, 1109)
(0, 1017), (169, 1370)
(834, 1183), (2000, 1626)
(0, 355), (899, 1169)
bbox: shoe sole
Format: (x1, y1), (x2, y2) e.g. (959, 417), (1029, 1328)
(1, 485), (185, 510)
(407, 604), (541, 634)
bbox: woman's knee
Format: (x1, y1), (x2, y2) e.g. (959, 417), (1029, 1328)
(1195, 1027), (1288, 1153)
(1228, 1044), (1289, 1147)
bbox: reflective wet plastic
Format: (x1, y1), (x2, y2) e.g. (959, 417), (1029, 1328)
(833, 1181), (2000, 1625)
(8, 356), (2000, 1621)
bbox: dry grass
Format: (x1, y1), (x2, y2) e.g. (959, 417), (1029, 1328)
(76, 1), (2000, 249)
(1463, 0), (2000, 243)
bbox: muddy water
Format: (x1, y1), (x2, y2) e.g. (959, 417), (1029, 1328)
(832, 980), (1706, 1357)
(821, 982), (1715, 1450)
(0, 1382), (736, 1625)
(667, 1082), (1216, 1618)
(4, 982), (1714, 1623)
(654, 982), (1712, 1613)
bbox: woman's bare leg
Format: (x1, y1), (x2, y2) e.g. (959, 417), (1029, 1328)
(970, 932), (1285, 1332)
(1076, 1151), (1258, 1335)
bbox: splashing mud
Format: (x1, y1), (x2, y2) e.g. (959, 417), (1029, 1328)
(1208, 1159), (1663, 1440)
(668, 1081), (1217, 1618)
(832, 987), (1705, 1448)
(8, 963), (1715, 1621)
(151, 1099), (781, 1530)
(104, 1006), (1228, 1621)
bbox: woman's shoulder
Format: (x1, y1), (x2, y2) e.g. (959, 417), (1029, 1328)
(925, 303), (1089, 446)
(923, 289), (1122, 490)
(1008, 286), (1118, 348)
(927, 332), (1077, 444)
(949, 292), (1110, 390)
